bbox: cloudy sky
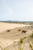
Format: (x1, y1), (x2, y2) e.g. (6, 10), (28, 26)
(0, 0), (33, 21)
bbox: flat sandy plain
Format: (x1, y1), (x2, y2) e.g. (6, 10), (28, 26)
(0, 22), (33, 50)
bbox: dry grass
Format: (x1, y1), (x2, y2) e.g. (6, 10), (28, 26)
(29, 41), (33, 50)
(0, 34), (33, 50)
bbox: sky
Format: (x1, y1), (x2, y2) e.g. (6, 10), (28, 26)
(0, 0), (33, 21)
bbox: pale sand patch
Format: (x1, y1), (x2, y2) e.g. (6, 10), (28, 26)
(0, 38), (13, 48)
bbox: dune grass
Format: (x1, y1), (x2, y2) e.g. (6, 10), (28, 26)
(30, 33), (33, 38)
(0, 32), (33, 50)
(29, 40), (33, 50)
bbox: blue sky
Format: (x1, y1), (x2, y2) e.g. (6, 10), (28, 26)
(0, 0), (33, 21)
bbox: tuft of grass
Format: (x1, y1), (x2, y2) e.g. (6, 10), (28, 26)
(18, 45), (22, 50)
(29, 43), (32, 49)
(19, 38), (23, 44)
(0, 42), (4, 50)
(0, 45), (3, 50)
(22, 37), (27, 40)
(14, 41), (16, 43)
(1, 32), (33, 50)
(30, 33), (33, 38)
(29, 41), (33, 50)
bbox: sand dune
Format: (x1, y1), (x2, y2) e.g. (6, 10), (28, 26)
(0, 27), (32, 39)
(0, 22), (33, 50)
(0, 22), (30, 33)
(5, 39), (33, 50)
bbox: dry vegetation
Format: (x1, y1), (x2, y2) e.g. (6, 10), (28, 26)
(0, 32), (33, 50)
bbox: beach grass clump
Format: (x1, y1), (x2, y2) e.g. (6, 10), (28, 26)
(19, 38), (23, 44)
(0, 45), (3, 50)
(29, 43), (32, 49)
(23, 37), (27, 40)
(30, 33), (33, 38)
(0, 42), (4, 50)
(29, 41), (33, 50)
(18, 38), (24, 50)
(18, 46), (22, 50)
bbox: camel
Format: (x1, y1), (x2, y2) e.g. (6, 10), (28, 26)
(21, 30), (27, 33)
(18, 29), (21, 31)
(6, 29), (11, 32)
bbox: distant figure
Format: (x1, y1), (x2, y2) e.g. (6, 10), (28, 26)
(6, 29), (11, 32)
(22, 30), (27, 33)
(18, 29), (21, 31)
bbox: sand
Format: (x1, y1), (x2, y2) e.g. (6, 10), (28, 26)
(0, 22), (32, 50)
(0, 22), (30, 33)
